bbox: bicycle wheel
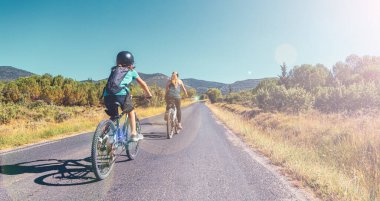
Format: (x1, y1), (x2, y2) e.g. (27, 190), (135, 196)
(166, 109), (175, 139)
(174, 118), (179, 134)
(126, 114), (141, 160)
(91, 119), (116, 180)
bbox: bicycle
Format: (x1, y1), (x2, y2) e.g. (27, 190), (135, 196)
(166, 99), (180, 139)
(91, 96), (148, 180)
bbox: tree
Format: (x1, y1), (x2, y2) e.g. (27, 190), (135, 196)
(199, 94), (208, 100)
(288, 64), (332, 91)
(206, 88), (222, 103)
(0, 82), (5, 102)
(253, 78), (279, 94)
(148, 84), (165, 107)
(15, 76), (41, 102)
(256, 84), (314, 113)
(187, 88), (197, 98)
(2, 82), (21, 103)
(41, 86), (64, 105)
(52, 75), (64, 87)
(87, 88), (99, 106)
(278, 62), (288, 88)
(332, 55), (380, 85)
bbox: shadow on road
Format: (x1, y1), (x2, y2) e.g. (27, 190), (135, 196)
(0, 157), (98, 186)
(143, 132), (167, 140)
(140, 122), (166, 126)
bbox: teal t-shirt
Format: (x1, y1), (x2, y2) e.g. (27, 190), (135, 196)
(103, 69), (140, 96)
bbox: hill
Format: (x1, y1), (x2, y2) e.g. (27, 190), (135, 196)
(138, 72), (169, 88)
(220, 79), (266, 94)
(0, 66), (34, 81)
(141, 74), (265, 94)
(0, 66), (265, 93)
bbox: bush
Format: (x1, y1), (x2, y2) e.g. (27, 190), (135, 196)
(315, 82), (379, 112)
(0, 103), (19, 124)
(187, 88), (197, 98)
(285, 87), (315, 113)
(27, 100), (47, 109)
(256, 85), (287, 111)
(206, 88), (222, 103)
(256, 85), (314, 113)
(225, 92), (242, 104)
(54, 111), (71, 123)
(199, 94), (208, 100)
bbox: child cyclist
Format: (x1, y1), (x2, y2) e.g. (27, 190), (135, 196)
(103, 51), (152, 141)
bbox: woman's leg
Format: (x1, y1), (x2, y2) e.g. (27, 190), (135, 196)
(175, 98), (181, 123)
(164, 96), (171, 121)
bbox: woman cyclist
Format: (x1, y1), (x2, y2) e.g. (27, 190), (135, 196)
(164, 71), (188, 129)
(103, 51), (152, 141)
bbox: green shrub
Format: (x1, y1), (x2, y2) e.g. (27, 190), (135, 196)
(54, 111), (72, 123)
(256, 85), (287, 111)
(27, 100), (47, 109)
(225, 92), (242, 104)
(256, 85), (314, 113)
(285, 87), (314, 113)
(315, 82), (379, 112)
(0, 103), (19, 124)
(206, 88), (222, 104)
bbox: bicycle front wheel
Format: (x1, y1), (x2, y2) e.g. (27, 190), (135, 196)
(91, 119), (116, 180)
(126, 114), (141, 160)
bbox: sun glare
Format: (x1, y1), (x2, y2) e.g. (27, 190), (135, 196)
(274, 43), (298, 65)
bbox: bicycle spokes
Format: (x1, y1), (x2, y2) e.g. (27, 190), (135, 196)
(91, 120), (116, 180)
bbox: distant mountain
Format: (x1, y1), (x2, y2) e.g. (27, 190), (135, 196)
(220, 79), (265, 94)
(182, 78), (226, 94)
(0, 66), (265, 93)
(140, 73), (265, 94)
(138, 72), (169, 88)
(0, 66), (34, 81)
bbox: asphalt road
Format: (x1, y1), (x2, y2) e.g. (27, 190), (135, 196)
(0, 102), (314, 201)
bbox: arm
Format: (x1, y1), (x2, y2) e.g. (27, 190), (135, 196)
(180, 80), (188, 97)
(136, 77), (152, 97)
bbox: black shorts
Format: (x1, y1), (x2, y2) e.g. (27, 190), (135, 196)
(104, 95), (134, 117)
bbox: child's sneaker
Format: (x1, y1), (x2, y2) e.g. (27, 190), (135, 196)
(130, 133), (144, 142)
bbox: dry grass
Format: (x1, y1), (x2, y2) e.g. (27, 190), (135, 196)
(0, 99), (195, 151)
(208, 103), (380, 201)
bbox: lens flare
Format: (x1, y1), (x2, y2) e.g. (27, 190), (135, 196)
(275, 43), (298, 65)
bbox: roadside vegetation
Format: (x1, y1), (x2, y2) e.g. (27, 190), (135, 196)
(206, 54), (380, 201)
(0, 74), (196, 150)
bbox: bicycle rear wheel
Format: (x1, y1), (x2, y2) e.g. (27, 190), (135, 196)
(126, 114), (141, 160)
(166, 109), (175, 139)
(174, 118), (179, 134)
(91, 119), (116, 180)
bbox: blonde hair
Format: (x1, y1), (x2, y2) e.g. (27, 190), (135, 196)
(171, 72), (179, 86)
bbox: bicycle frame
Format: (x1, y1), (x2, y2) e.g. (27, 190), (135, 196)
(113, 113), (130, 145)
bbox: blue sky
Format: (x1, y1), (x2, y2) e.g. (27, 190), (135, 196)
(1, 0), (380, 83)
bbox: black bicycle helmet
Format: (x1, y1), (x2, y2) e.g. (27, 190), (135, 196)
(116, 51), (134, 66)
